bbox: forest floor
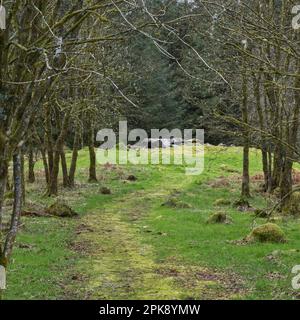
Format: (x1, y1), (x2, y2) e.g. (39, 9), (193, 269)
(3, 146), (300, 300)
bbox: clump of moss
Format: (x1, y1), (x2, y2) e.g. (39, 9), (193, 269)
(162, 197), (192, 209)
(214, 198), (231, 206)
(206, 212), (232, 224)
(46, 201), (78, 218)
(247, 223), (286, 243)
(254, 209), (269, 218)
(100, 187), (112, 195)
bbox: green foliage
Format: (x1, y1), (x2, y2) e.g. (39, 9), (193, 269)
(126, 34), (185, 131)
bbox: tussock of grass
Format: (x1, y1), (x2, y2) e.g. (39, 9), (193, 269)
(161, 197), (192, 209)
(46, 201), (78, 218)
(247, 223), (286, 244)
(206, 212), (232, 224)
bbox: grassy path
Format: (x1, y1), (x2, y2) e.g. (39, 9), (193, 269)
(68, 162), (246, 300)
(76, 196), (183, 299)
(70, 169), (199, 299)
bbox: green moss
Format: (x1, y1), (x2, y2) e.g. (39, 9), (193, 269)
(248, 223), (286, 243)
(46, 201), (78, 218)
(206, 212), (232, 224)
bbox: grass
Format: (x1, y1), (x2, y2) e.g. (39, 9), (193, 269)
(5, 217), (76, 299)
(3, 145), (300, 300)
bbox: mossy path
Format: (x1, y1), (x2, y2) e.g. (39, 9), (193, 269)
(68, 167), (239, 300)
(76, 200), (184, 299)
(70, 170), (185, 299)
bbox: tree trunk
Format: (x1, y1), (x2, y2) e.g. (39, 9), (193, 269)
(48, 149), (60, 196)
(34, 130), (49, 184)
(264, 70), (281, 191)
(88, 123), (97, 182)
(0, 151), (23, 268)
(60, 150), (70, 188)
(261, 147), (269, 192)
(21, 152), (25, 205)
(280, 62), (300, 210)
(267, 148), (273, 193)
(242, 145), (250, 197)
(272, 148), (282, 190)
(253, 72), (270, 192)
(0, 161), (8, 229)
(69, 130), (80, 187)
(28, 147), (35, 183)
(45, 107), (54, 181)
(280, 159), (293, 211)
(48, 113), (70, 196)
(241, 72), (250, 198)
(41, 148), (50, 184)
